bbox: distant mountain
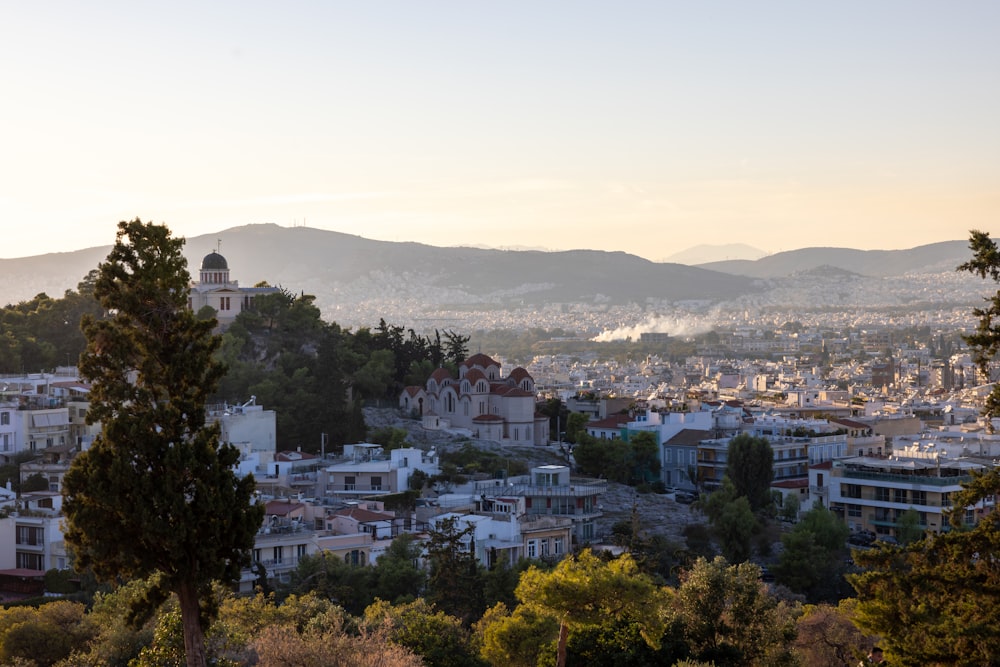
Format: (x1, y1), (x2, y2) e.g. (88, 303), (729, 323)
(698, 240), (970, 278)
(0, 226), (978, 333)
(0, 223), (760, 314)
(662, 243), (768, 265)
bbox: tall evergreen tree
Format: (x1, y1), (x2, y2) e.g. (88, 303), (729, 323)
(61, 220), (265, 667)
(726, 433), (774, 513)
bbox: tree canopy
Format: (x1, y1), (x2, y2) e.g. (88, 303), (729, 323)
(61, 220), (265, 667)
(726, 433), (774, 513)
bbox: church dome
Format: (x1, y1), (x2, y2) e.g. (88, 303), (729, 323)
(201, 251), (228, 271)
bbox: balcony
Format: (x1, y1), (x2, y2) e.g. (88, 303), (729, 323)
(840, 469), (973, 488)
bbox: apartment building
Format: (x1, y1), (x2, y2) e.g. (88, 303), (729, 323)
(474, 464), (606, 543)
(820, 446), (992, 539)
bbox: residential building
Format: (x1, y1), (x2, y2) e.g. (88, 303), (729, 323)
(822, 445), (992, 539)
(324, 444), (439, 499)
(474, 464), (606, 543)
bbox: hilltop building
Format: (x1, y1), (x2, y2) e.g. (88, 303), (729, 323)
(187, 249), (279, 329)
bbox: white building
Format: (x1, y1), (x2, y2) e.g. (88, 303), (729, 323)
(187, 250), (279, 329)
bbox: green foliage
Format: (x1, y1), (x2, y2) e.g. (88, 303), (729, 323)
(0, 270), (103, 374)
(895, 507), (924, 546)
(475, 602), (558, 667)
(60, 220), (266, 667)
(671, 556), (798, 666)
(437, 442), (527, 479)
(363, 598), (485, 667)
(850, 466), (1000, 666)
(774, 506), (850, 602)
(283, 552), (375, 616)
(701, 477), (760, 563)
(371, 534), (427, 605)
(563, 412), (589, 444)
(368, 426), (410, 450)
(425, 517), (487, 625)
(779, 491), (800, 522)
(515, 550), (670, 666)
(726, 433), (775, 513)
(0, 600), (95, 667)
(958, 230), (1000, 422)
(573, 431), (662, 486)
(21, 472), (48, 492)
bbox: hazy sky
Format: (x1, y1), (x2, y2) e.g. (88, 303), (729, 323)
(2, 1), (998, 261)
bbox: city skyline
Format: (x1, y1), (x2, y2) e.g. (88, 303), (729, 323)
(3, 1), (998, 260)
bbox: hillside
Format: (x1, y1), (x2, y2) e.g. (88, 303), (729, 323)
(698, 240), (969, 278)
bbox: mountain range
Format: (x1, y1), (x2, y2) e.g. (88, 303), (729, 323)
(0, 224), (979, 329)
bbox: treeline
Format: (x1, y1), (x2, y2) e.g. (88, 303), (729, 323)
(0, 271), (103, 373)
(0, 278), (470, 452)
(212, 290), (470, 450)
(0, 537), (880, 667)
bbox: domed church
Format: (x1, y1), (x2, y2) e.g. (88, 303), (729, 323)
(187, 248), (279, 329)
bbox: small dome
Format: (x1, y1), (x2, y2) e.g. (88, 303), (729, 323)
(201, 251), (228, 270)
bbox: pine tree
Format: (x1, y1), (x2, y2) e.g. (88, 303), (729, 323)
(62, 220), (264, 667)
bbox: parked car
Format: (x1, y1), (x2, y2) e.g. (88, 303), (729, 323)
(675, 491), (697, 504)
(847, 530), (876, 547)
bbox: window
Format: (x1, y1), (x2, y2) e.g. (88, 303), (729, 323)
(942, 492), (952, 507)
(893, 489), (907, 504)
(345, 476), (355, 491)
(541, 539), (550, 557)
(875, 488), (890, 502)
(527, 539), (538, 558)
(371, 476), (382, 491)
(16, 552), (44, 570)
(220, 296), (231, 311)
(297, 544), (307, 559)
(844, 484), (862, 499)
(273, 546), (283, 565)
(554, 538), (564, 555)
(0, 412), (8, 425)
(253, 548), (261, 564)
(848, 504), (862, 518)
(16, 526), (43, 546)
(912, 490), (927, 506)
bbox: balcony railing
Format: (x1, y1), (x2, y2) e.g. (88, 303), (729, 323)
(840, 469), (973, 487)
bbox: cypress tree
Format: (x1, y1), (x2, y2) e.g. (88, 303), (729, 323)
(62, 219), (264, 667)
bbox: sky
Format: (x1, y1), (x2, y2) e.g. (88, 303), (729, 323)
(2, 1), (998, 261)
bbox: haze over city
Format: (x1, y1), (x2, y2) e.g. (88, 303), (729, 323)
(3, 1), (999, 261)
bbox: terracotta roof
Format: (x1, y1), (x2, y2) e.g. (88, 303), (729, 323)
(587, 415), (630, 430)
(430, 368), (452, 383)
(464, 369), (487, 384)
(265, 500), (305, 516)
(402, 386), (424, 397)
(811, 460), (834, 470)
(771, 478), (809, 489)
(473, 414), (505, 422)
(462, 352), (499, 369)
(503, 388), (535, 398)
(507, 367), (532, 382)
(491, 384), (514, 396)
(831, 417), (871, 430)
